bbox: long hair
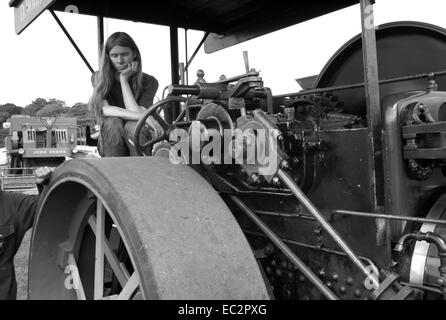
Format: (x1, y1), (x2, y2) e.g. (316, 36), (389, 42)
(89, 32), (143, 120)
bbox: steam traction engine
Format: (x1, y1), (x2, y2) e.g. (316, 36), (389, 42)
(25, 22), (446, 301)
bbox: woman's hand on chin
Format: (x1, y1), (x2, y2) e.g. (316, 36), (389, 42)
(119, 61), (139, 81)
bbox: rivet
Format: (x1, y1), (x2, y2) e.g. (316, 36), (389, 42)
(332, 274), (339, 282)
(339, 286), (347, 295)
(299, 275), (306, 283)
(354, 289), (362, 298)
(326, 282), (332, 288)
(265, 266), (272, 275)
(276, 269), (283, 277)
(280, 160), (290, 169)
(346, 277), (355, 286)
(288, 272), (294, 280)
(271, 260), (277, 267)
(281, 261), (288, 269)
(319, 269), (326, 277)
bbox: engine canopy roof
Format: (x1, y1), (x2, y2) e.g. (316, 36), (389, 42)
(9, 0), (358, 52)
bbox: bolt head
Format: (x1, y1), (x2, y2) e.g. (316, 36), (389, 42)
(346, 277), (355, 286)
(281, 160), (290, 169)
(250, 174), (260, 185)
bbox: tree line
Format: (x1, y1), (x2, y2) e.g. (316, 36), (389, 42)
(0, 99), (93, 149)
(0, 98), (91, 124)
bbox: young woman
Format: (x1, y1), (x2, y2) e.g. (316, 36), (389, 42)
(90, 32), (163, 157)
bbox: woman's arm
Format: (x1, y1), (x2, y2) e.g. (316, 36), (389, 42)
(102, 105), (164, 137)
(102, 99), (141, 120)
(120, 62), (142, 113)
(102, 105), (142, 121)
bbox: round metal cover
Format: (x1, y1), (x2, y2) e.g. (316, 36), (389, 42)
(315, 21), (446, 116)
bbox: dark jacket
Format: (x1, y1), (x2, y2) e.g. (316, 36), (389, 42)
(105, 72), (159, 109)
(0, 191), (39, 300)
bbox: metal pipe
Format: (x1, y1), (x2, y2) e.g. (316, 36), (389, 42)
(175, 109), (187, 124)
(243, 51), (250, 73)
(360, 0), (385, 234)
(400, 282), (443, 295)
(274, 70), (446, 100)
(185, 32), (210, 71)
(230, 195), (338, 300)
(50, 11), (94, 74)
(256, 210), (316, 221)
(395, 232), (446, 255)
(97, 16), (104, 63)
(243, 229), (376, 267)
(169, 26), (181, 124)
(394, 231), (446, 299)
(333, 210), (446, 225)
(185, 29), (189, 85)
(277, 169), (380, 288)
(170, 26), (180, 85)
(179, 63), (186, 85)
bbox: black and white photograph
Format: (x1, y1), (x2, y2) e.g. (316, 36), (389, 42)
(1, 0), (446, 311)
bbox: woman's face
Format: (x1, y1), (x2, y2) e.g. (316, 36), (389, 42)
(109, 45), (136, 72)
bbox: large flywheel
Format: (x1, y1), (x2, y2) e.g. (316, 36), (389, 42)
(28, 157), (269, 300)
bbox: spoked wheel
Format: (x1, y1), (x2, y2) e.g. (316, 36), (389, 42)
(134, 96), (188, 156)
(29, 157), (268, 300)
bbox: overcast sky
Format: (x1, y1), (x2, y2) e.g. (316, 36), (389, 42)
(1, 0), (446, 107)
